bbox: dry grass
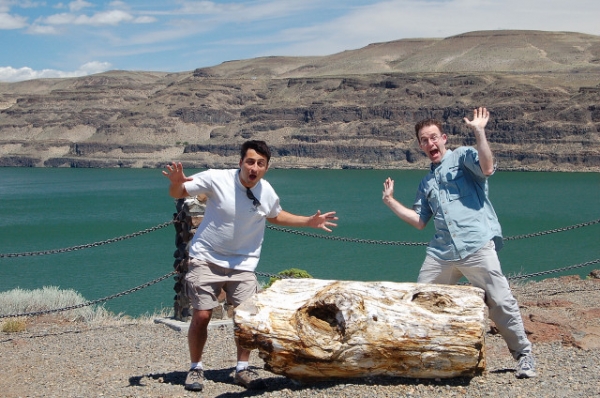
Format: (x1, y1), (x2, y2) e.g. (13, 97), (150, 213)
(0, 286), (173, 331)
(1, 317), (27, 333)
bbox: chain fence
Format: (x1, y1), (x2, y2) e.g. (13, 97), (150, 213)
(0, 221), (175, 259)
(265, 217), (600, 245)
(1, 217), (598, 319)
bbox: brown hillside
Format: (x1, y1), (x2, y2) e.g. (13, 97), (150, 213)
(0, 30), (599, 170)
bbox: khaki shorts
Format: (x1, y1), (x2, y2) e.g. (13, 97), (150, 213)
(184, 257), (258, 311)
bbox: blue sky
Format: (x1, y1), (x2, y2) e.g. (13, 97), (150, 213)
(1, 0), (600, 82)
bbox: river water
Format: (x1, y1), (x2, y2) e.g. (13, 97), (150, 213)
(1, 167), (598, 316)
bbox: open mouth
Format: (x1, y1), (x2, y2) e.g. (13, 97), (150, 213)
(429, 148), (440, 158)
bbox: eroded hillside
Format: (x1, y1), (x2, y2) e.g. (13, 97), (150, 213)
(1, 30), (599, 171)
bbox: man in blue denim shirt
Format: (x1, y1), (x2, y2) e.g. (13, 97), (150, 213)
(382, 107), (536, 378)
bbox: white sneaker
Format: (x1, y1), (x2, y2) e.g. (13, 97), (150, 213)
(515, 354), (537, 378)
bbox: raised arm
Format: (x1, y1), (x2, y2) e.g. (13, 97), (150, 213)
(162, 161), (193, 198)
(463, 107), (494, 176)
(382, 177), (426, 230)
(268, 210), (338, 232)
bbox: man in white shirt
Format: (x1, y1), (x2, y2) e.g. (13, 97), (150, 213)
(163, 140), (338, 391)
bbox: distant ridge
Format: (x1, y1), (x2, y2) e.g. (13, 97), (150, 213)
(1, 30), (599, 171)
(195, 30), (600, 78)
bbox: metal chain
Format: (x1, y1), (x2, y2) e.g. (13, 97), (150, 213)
(266, 225), (427, 246)
(267, 218), (600, 245)
(0, 220), (174, 258)
(504, 218), (600, 241)
(258, 259), (600, 284)
(506, 258), (600, 281)
(0, 271), (177, 319)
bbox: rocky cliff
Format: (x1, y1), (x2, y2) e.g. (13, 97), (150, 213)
(1, 30), (599, 171)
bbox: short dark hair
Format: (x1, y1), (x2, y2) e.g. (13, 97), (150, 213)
(414, 119), (444, 140)
(240, 140), (271, 163)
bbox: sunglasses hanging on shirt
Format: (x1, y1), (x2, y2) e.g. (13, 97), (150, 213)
(246, 187), (261, 207)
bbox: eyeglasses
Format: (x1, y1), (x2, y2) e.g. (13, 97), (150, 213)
(246, 187), (261, 207)
(419, 135), (441, 146)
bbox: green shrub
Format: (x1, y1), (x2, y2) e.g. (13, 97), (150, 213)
(264, 268), (313, 289)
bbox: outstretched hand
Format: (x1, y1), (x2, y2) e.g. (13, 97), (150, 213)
(309, 210), (338, 232)
(382, 177), (394, 201)
(162, 162), (193, 184)
(463, 107), (490, 132)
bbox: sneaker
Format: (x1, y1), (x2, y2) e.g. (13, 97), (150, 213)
(184, 368), (204, 391)
(515, 354), (537, 378)
(234, 368), (267, 389)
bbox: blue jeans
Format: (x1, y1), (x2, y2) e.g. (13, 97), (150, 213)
(418, 240), (532, 359)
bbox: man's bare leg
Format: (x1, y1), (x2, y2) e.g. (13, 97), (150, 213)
(188, 308), (212, 362)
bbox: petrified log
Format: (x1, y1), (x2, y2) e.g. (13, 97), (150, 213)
(234, 279), (487, 380)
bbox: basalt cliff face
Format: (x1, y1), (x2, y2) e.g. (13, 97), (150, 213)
(1, 30), (599, 171)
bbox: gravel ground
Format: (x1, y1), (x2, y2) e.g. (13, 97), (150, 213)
(2, 278), (600, 398)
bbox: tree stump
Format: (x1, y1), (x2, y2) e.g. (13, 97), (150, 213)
(235, 279), (487, 380)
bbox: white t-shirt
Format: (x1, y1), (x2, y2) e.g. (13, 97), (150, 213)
(183, 169), (282, 271)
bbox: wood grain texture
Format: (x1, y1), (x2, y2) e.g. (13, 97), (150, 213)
(235, 279), (487, 380)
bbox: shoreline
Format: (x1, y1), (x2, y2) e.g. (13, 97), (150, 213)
(1, 163), (599, 173)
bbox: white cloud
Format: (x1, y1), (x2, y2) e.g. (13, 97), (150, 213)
(109, 1), (129, 8)
(77, 61), (112, 74)
(43, 12), (76, 25)
(0, 61), (112, 82)
(133, 15), (156, 24)
(118, 0), (322, 48)
(0, 12), (28, 29)
(41, 9), (148, 26)
(73, 9), (134, 25)
(15, 0), (45, 9)
(177, 1), (240, 15)
(173, 0), (321, 21)
(27, 23), (60, 34)
(69, 0), (93, 12)
(0, 0), (43, 12)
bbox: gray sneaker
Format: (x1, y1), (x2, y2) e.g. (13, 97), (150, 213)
(184, 368), (204, 391)
(234, 368), (267, 389)
(515, 354), (537, 378)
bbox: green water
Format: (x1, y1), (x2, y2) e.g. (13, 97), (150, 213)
(0, 167), (598, 317)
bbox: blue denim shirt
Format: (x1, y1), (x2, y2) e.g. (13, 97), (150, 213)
(413, 147), (503, 261)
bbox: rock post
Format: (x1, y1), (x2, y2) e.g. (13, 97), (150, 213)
(171, 195), (232, 321)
